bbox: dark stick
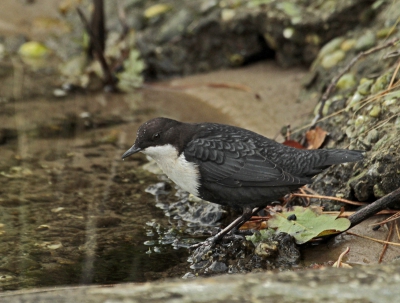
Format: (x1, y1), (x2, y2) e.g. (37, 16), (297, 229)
(311, 38), (399, 128)
(348, 187), (400, 228)
(89, 0), (105, 56)
(76, 7), (117, 90)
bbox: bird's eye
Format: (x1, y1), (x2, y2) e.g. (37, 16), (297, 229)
(152, 133), (160, 140)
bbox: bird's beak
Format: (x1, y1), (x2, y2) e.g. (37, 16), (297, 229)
(122, 144), (141, 159)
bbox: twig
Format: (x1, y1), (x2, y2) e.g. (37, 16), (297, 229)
(76, 6), (117, 90)
(346, 231), (400, 246)
(379, 222), (394, 263)
(324, 210), (398, 217)
(348, 187), (400, 228)
(388, 59), (400, 88)
(333, 247), (350, 268)
(291, 193), (366, 206)
(311, 38), (399, 128)
(11, 57), (24, 100)
(369, 211), (400, 226)
(90, 0), (105, 55)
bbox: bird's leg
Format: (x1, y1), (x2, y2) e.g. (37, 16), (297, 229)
(190, 206), (262, 249)
(222, 206), (264, 240)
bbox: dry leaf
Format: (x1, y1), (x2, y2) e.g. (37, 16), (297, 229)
(306, 126), (327, 149)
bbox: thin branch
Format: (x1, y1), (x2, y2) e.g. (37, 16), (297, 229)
(379, 222), (394, 263)
(333, 247), (350, 268)
(346, 231), (400, 246)
(348, 187), (400, 228)
(324, 210), (398, 217)
(369, 211), (400, 226)
(388, 59), (400, 88)
(76, 6), (117, 90)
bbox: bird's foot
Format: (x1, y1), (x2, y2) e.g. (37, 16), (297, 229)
(189, 236), (218, 262)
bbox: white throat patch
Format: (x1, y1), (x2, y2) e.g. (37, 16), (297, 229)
(142, 144), (200, 196)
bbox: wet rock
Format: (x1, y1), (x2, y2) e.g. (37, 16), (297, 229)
(207, 261), (228, 273)
(189, 231), (299, 276)
(129, 0), (378, 79)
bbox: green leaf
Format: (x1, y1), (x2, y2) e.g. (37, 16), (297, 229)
(268, 206), (351, 244)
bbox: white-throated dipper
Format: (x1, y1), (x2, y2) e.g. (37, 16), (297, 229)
(122, 117), (364, 249)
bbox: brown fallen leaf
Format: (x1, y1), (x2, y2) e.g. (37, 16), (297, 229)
(282, 139), (305, 149)
(305, 126), (328, 149)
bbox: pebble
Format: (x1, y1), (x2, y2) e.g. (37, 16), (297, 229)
(336, 73), (356, 90)
(36, 224), (50, 231)
(369, 104), (381, 117)
(340, 39), (356, 51)
(354, 115), (366, 127)
(51, 207), (65, 213)
(347, 92), (363, 110)
(144, 4), (171, 19)
(319, 37), (344, 58)
(18, 41), (50, 58)
(365, 129), (379, 144)
(182, 272), (196, 279)
(200, 0), (218, 14)
(283, 27), (295, 39)
(395, 116), (400, 128)
(276, 2), (301, 17)
(357, 78), (374, 95)
(321, 50), (345, 69)
(221, 9), (236, 21)
(355, 31), (376, 51)
(376, 27), (397, 39)
(371, 73), (390, 94)
(207, 261), (228, 273)
(53, 88), (67, 97)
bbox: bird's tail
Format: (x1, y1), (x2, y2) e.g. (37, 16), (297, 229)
(320, 149), (364, 166)
(300, 149), (364, 177)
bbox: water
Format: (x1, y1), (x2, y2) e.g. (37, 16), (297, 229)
(0, 88), (233, 290)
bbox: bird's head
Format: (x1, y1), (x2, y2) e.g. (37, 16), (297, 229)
(122, 117), (182, 159)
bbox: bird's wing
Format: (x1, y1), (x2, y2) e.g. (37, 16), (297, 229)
(184, 136), (310, 188)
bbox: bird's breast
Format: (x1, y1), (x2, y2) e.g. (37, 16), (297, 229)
(142, 144), (201, 196)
